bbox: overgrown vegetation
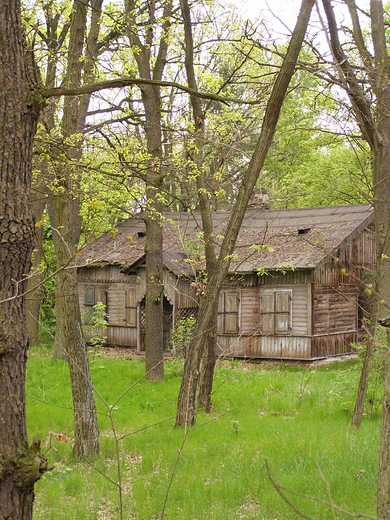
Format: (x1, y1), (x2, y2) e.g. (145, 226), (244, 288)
(170, 315), (197, 356)
(27, 345), (380, 520)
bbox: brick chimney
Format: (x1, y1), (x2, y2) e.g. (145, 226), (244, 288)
(248, 189), (270, 209)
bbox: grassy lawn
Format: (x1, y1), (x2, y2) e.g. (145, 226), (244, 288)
(26, 345), (381, 519)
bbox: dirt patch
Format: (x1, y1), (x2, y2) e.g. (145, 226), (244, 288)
(88, 346), (138, 359)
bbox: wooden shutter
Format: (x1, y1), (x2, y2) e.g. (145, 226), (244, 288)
(125, 288), (137, 327)
(275, 290), (291, 333)
(218, 291), (240, 334)
(260, 291), (275, 333)
(225, 291), (239, 333)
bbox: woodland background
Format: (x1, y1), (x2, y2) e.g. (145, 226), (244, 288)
(2, 0), (390, 518)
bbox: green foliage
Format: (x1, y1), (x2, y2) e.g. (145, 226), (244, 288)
(170, 315), (197, 356)
(35, 218), (56, 332)
(43, 464), (73, 483)
(83, 302), (109, 347)
(260, 64), (372, 209)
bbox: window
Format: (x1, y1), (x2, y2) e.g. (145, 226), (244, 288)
(83, 286), (96, 324)
(125, 288), (137, 327)
(218, 291), (240, 334)
(84, 286), (108, 324)
(85, 286), (95, 307)
(260, 289), (292, 335)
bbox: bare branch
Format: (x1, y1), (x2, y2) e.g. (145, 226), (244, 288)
(40, 76), (263, 105)
(265, 460), (378, 520)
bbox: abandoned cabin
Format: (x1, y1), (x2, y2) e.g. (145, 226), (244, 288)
(77, 204), (376, 361)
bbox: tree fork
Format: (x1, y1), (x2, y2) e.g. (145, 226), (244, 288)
(175, 0), (315, 427)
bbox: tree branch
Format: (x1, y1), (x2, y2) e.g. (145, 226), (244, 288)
(321, 0), (379, 151)
(40, 76), (263, 105)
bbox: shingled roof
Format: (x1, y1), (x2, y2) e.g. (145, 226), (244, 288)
(77, 204), (374, 276)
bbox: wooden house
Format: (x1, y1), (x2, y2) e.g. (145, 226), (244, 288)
(77, 204), (376, 361)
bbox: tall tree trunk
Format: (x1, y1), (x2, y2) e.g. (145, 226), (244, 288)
(125, 0), (172, 381)
(179, 0), (218, 411)
(197, 318), (218, 412)
(352, 306), (377, 428)
(48, 0), (102, 458)
(144, 131), (164, 380)
(142, 82), (165, 381)
(0, 0), (49, 516)
(319, 1), (390, 514)
(373, 122), (390, 519)
(176, 0), (315, 427)
(49, 185), (100, 458)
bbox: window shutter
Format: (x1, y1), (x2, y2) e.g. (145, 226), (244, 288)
(85, 286), (95, 306)
(260, 291), (274, 333)
(125, 288), (137, 327)
(224, 291), (239, 334)
(217, 291), (240, 334)
(275, 291), (291, 333)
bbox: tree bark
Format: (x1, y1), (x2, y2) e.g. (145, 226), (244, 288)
(47, 0), (102, 458)
(125, 0), (172, 381)
(175, 0), (315, 427)
(374, 130), (390, 518)
(352, 331), (374, 428)
(0, 0), (50, 516)
(320, 1), (390, 515)
(179, 0), (218, 412)
(197, 318), (218, 412)
(352, 305), (377, 429)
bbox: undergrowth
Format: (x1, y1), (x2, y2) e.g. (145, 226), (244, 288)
(26, 348), (380, 520)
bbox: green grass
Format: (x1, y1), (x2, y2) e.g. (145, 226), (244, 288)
(26, 347), (380, 519)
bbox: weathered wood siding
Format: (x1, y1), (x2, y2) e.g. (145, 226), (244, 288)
(78, 265), (195, 347)
(77, 223), (375, 357)
(226, 269), (312, 287)
(311, 332), (357, 358)
(314, 225), (375, 285)
(216, 335), (312, 359)
(106, 326), (137, 347)
(78, 265), (130, 283)
(165, 274), (198, 309)
(313, 285), (357, 335)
